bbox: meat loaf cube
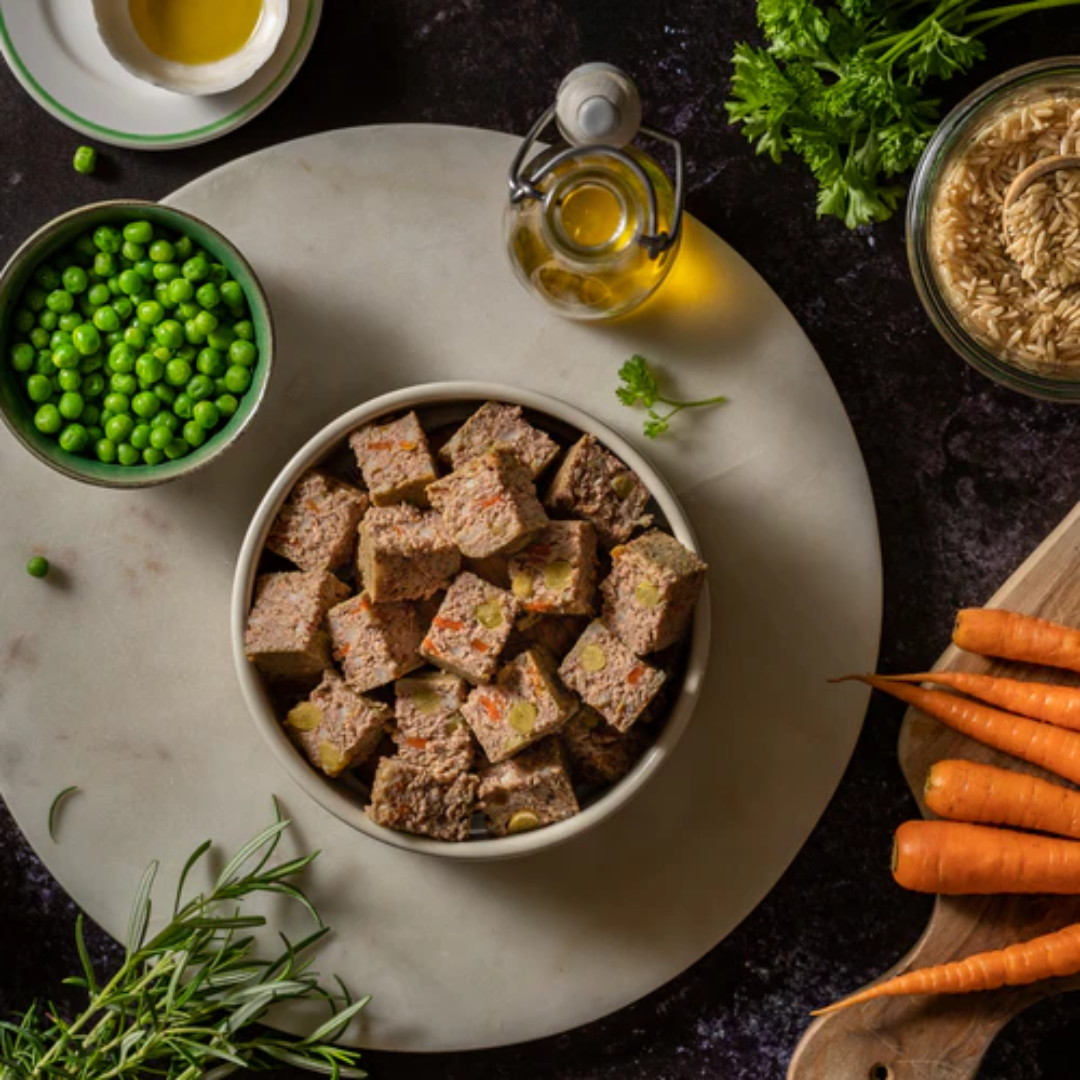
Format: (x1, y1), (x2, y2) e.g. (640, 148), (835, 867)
(508, 521), (598, 616)
(439, 402), (560, 479)
(328, 592), (424, 692)
(558, 620), (665, 732)
(419, 572), (520, 684)
(348, 411), (438, 507)
(601, 530), (707, 654)
(393, 672), (474, 778)
(357, 504), (461, 602)
(366, 758), (478, 842)
(244, 570), (350, 681)
(265, 470), (369, 572)
(560, 706), (649, 787)
(545, 434), (652, 547)
(478, 739), (580, 836)
(507, 613), (590, 660)
(460, 647), (578, 763)
(427, 448), (548, 558)
(284, 669), (391, 777)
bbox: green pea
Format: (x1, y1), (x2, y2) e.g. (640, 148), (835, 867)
(173, 392), (194, 419)
(164, 358), (192, 386)
(186, 374), (215, 402)
(79, 352), (102, 373)
(57, 391), (83, 420)
(103, 391), (130, 414)
(124, 326), (147, 349)
(219, 280), (244, 308)
(177, 301), (200, 321)
(34, 403), (63, 434)
(50, 330), (72, 351)
(86, 283), (110, 307)
(123, 220), (153, 245)
(121, 240), (145, 263)
(46, 289), (74, 314)
(223, 365), (252, 394)
(24, 286), (47, 312)
(107, 275), (122, 296)
(166, 277), (194, 305)
(137, 300), (165, 325)
(184, 320), (206, 346)
(72, 323), (102, 356)
(110, 372), (137, 396)
(115, 442), (139, 466)
(164, 437), (188, 460)
(234, 319), (254, 341)
(35, 264), (61, 290)
(93, 252), (117, 278)
(149, 425), (173, 450)
(118, 269), (144, 296)
(82, 404), (101, 426)
(108, 343), (136, 373)
(73, 145), (97, 175)
(193, 282), (220, 309)
(142, 447), (165, 465)
(153, 262), (181, 284)
(153, 383), (177, 406)
(52, 343), (80, 370)
(180, 420), (206, 447)
(93, 226), (122, 254)
(148, 239), (174, 263)
(82, 372), (106, 398)
(91, 306), (119, 333)
(195, 347), (225, 377)
(182, 256), (210, 282)
(26, 374), (52, 403)
(26, 555), (50, 578)
(192, 399), (220, 429)
(214, 377), (229, 396)
(59, 423), (89, 452)
(10, 342), (35, 372)
(134, 353), (164, 384)
(229, 339), (258, 367)
(105, 415), (134, 444)
(131, 390), (160, 418)
(193, 310), (218, 337)
(154, 320), (184, 349)
(174, 235), (193, 260)
(130, 424), (152, 450)
(57, 368), (81, 392)
(99, 409), (114, 426)
(208, 263), (228, 285)
(13, 308), (34, 334)
(58, 312), (82, 334)
(215, 393), (239, 418)
(61, 266), (89, 294)
(29, 327), (50, 350)
(206, 326), (234, 352)
(135, 259), (156, 283)
(95, 437), (117, 463)
(86, 425), (103, 442)
(38, 310), (59, 332)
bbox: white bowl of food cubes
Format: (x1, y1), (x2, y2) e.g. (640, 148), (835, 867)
(232, 383), (710, 860)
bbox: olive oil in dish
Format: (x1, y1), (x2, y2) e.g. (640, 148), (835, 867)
(128, 0), (263, 65)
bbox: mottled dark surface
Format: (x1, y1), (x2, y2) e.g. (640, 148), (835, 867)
(3, 2), (1080, 1077)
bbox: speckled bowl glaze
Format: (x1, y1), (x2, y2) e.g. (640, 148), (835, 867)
(0, 200), (274, 488)
(232, 382), (711, 861)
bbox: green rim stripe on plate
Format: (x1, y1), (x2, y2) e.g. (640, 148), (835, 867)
(0, 0), (316, 145)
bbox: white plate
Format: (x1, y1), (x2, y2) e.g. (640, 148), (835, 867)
(0, 125), (882, 1051)
(0, 0), (321, 150)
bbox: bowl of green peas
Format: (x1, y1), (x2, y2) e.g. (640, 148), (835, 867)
(0, 199), (273, 487)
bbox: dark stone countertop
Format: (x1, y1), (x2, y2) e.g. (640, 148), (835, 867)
(3, 2), (1080, 1077)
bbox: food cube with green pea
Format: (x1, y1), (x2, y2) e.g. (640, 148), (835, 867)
(5, 218), (259, 468)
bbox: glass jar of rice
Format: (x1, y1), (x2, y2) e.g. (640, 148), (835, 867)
(908, 57), (1080, 399)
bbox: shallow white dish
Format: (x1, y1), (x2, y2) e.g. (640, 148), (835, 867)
(233, 383), (711, 861)
(92, 0), (289, 97)
(0, 126), (881, 1051)
(0, 0), (320, 149)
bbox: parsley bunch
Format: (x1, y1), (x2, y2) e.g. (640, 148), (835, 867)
(727, 0), (1080, 228)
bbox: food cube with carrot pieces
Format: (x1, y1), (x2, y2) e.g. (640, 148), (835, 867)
(601, 529), (707, 654)
(357, 504), (461, 602)
(559, 705), (650, 787)
(419, 572), (521, 684)
(545, 434), (651, 547)
(477, 738), (580, 837)
(427, 448), (548, 558)
(558, 620), (665, 732)
(244, 570), (350, 682)
(327, 592), (425, 693)
(265, 469), (370, 572)
(393, 672), (474, 779)
(508, 521), (599, 616)
(348, 411), (439, 507)
(506, 613), (590, 661)
(366, 758), (479, 842)
(460, 646), (579, 763)
(438, 401), (561, 479)
(284, 668), (392, 777)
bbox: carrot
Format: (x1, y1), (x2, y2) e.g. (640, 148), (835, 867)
(841, 675), (1080, 786)
(954, 608), (1080, 673)
(926, 759), (1080, 840)
(812, 921), (1080, 1015)
(893, 819), (1080, 894)
(879, 671), (1080, 732)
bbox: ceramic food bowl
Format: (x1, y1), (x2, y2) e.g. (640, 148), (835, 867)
(0, 200), (274, 488)
(231, 382), (711, 861)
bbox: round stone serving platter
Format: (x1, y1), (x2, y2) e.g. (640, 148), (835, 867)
(0, 125), (881, 1052)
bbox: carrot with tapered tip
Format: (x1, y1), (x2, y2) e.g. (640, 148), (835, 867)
(837, 674), (1080, 786)
(813, 922), (1080, 1015)
(954, 608), (1080, 673)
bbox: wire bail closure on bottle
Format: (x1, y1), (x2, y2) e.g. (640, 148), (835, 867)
(508, 102), (685, 261)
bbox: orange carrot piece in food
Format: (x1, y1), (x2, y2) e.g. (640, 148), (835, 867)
(813, 921), (1080, 1015)
(841, 675), (1080, 786)
(893, 819), (1080, 894)
(926, 759), (1080, 840)
(880, 671), (1080, 732)
(954, 609), (1080, 673)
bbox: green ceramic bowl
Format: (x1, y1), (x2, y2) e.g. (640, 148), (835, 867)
(0, 199), (274, 487)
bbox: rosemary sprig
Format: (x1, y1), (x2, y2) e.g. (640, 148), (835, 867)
(1, 803), (368, 1078)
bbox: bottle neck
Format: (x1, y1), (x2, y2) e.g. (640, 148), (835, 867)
(542, 166), (643, 265)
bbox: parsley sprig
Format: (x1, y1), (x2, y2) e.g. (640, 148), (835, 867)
(617, 355), (727, 438)
(726, 0), (1080, 228)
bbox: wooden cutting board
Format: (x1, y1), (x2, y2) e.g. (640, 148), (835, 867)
(788, 501), (1080, 1080)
